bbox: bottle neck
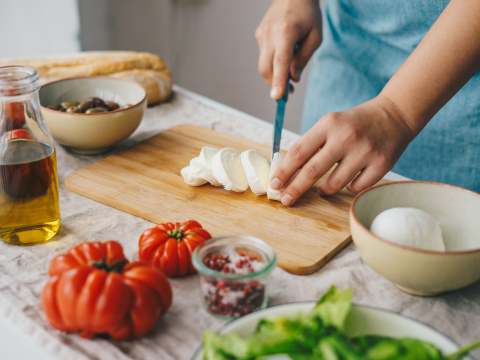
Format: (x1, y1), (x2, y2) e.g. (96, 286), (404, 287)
(0, 89), (40, 103)
(0, 66), (40, 97)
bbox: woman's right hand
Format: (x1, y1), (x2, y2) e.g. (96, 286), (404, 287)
(255, 0), (322, 99)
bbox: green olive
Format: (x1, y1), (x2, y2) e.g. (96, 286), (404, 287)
(77, 100), (94, 113)
(105, 101), (119, 111)
(66, 106), (79, 113)
(60, 101), (79, 109)
(85, 107), (107, 114)
(47, 104), (61, 111)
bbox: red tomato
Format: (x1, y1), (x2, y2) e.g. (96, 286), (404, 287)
(42, 241), (172, 340)
(8, 129), (32, 140)
(4, 102), (26, 129)
(138, 220), (212, 277)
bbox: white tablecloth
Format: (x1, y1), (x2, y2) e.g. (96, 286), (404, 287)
(0, 91), (479, 360)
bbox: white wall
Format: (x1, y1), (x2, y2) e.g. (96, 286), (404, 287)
(79, 0), (310, 133)
(0, 0), (80, 58)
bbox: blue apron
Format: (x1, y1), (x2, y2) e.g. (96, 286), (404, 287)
(301, 0), (480, 192)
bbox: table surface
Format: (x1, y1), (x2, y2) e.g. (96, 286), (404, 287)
(1, 86), (478, 360)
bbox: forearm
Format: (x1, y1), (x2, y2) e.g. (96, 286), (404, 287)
(380, 0), (480, 136)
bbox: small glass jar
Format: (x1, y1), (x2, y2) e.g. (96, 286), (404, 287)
(0, 66), (60, 245)
(192, 235), (277, 320)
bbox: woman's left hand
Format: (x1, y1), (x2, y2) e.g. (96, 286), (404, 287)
(269, 96), (415, 206)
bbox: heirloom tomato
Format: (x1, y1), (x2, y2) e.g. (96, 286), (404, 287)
(42, 241), (172, 340)
(4, 102), (26, 129)
(138, 220), (212, 277)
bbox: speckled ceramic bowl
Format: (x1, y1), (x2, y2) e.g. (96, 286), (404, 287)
(39, 77), (147, 155)
(350, 181), (480, 296)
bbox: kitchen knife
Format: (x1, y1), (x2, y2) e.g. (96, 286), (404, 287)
(271, 81), (290, 161)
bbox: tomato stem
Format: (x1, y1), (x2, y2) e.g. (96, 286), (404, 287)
(88, 257), (127, 273)
(167, 227), (184, 242)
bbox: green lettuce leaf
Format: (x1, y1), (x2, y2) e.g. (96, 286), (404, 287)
(312, 286), (353, 331)
(314, 336), (369, 360)
(352, 336), (445, 360)
(202, 328), (299, 359)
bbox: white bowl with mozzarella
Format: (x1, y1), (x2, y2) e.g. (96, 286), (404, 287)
(350, 181), (480, 296)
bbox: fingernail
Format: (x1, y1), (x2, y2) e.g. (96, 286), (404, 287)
(270, 86), (282, 99)
(317, 188), (325, 196)
(281, 194), (293, 206)
(270, 177), (281, 190)
(295, 68), (302, 80)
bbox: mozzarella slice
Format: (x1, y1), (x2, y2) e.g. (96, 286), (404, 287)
(190, 157), (220, 186)
(211, 147), (249, 192)
(241, 149), (270, 195)
(199, 146), (220, 170)
(181, 166), (208, 186)
(267, 152), (297, 201)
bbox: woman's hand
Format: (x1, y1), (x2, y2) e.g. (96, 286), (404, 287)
(269, 96), (415, 206)
(266, 0), (480, 206)
(255, 0), (322, 99)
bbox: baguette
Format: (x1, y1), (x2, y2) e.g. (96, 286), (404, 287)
(0, 51), (172, 105)
(109, 69), (172, 104)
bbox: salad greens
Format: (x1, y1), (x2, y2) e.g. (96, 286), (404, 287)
(202, 286), (479, 360)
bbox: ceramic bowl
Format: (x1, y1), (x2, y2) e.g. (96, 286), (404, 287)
(39, 77), (147, 155)
(350, 181), (480, 296)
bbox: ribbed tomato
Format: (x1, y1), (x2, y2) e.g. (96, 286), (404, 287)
(42, 241), (172, 340)
(8, 129), (32, 140)
(138, 220), (212, 277)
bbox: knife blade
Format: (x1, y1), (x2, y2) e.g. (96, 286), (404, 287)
(271, 81), (290, 161)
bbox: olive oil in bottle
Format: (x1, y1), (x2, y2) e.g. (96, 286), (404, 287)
(0, 139), (60, 245)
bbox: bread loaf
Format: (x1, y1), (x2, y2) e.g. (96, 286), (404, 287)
(0, 51), (172, 105)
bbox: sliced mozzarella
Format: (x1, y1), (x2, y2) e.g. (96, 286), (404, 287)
(240, 149), (270, 195)
(190, 157), (220, 186)
(267, 152), (297, 201)
(199, 146), (220, 170)
(181, 166), (208, 186)
(211, 147), (249, 192)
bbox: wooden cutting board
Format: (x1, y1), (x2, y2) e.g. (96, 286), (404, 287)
(65, 124), (368, 275)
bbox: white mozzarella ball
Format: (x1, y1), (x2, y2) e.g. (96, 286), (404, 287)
(370, 207), (445, 251)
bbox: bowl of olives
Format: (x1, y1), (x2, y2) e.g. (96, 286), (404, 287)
(40, 77), (147, 154)
(46, 97), (126, 114)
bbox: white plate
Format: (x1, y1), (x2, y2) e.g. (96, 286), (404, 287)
(193, 302), (472, 360)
